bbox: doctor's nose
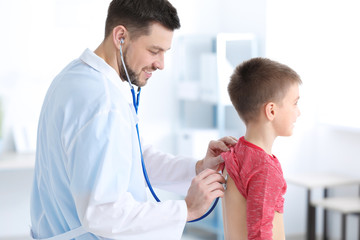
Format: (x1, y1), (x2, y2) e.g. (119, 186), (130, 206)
(154, 53), (165, 70)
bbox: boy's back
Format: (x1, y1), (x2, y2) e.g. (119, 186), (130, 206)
(222, 169), (285, 240)
(221, 137), (286, 240)
(222, 169), (247, 240)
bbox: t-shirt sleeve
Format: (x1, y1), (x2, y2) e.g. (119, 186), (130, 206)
(221, 147), (246, 197)
(246, 164), (285, 240)
(221, 147), (238, 177)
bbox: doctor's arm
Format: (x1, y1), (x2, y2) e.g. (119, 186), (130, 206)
(141, 136), (237, 193)
(66, 111), (187, 239)
(142, 136), (236, 222)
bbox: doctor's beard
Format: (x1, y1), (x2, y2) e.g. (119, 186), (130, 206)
(120, 57), (139, 87)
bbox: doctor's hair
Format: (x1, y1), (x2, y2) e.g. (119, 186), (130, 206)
(105, 0), (180, 40)
(228, 57), (302, 124)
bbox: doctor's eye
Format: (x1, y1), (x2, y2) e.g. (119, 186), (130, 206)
(149, 50), (159, 55)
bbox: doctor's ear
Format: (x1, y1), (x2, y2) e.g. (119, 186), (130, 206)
(112, 25), (127, 48)
(264, 102), (276, 121)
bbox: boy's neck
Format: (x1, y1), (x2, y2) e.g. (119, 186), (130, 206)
(244, 123), (276, 155)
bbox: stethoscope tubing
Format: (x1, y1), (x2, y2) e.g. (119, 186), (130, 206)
(121, 42), (218, 223)
(132, 88), (218, 223)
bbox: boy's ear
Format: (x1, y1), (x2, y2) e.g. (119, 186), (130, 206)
(264, 102), (276, 121)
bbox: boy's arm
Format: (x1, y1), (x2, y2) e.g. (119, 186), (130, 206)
(272, 212), (285, 240)
(246, 166), (285, 240)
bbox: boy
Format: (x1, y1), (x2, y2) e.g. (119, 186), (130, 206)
(221, 58), (302, 240)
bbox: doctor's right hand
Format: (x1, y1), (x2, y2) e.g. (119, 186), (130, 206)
(185, 168), (226, 222)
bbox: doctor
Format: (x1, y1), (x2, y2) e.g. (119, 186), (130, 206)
(30, 0), (236, 239)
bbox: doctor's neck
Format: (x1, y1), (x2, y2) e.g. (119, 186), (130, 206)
(94, 39), (121, 76)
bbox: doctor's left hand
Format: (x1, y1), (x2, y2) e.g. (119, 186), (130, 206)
(196, 136), (238, 174)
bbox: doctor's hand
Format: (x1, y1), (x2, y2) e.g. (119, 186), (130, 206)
(185, 168), (226, 222)
(196, 136), (238, 174)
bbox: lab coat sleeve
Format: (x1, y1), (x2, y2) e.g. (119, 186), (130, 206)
(142, 142), (197, 196)
(65, 109), (187, 239)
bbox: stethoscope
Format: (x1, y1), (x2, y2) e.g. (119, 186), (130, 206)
(119, 38), (218, 223)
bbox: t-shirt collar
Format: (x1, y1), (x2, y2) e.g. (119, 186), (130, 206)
(240, 136), (277, 159)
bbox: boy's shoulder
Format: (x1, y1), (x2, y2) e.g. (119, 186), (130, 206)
(235, 138), (283, 175)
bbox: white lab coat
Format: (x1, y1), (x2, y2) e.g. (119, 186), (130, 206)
(30, 49), (197, 240)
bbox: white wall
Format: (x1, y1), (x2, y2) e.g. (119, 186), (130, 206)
(0, 0), (267, 237)
(0, 0), (111, 152)
(0, 0), (111, 237)
(0, 0), (267, 154)
(8, 0), (359, 238)
(140, 0), (266, 154)
(0, 169), (33, 237)
(267, 0), (360, 238)
(4, 0), (360, 238)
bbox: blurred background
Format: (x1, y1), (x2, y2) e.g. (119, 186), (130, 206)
(1, 0), (360, 239)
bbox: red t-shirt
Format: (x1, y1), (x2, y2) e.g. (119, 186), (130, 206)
(221, 137), (287, 240)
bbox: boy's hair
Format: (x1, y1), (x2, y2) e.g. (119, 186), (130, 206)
(228, 57), (302, 124)
(105, 0), (181, 40)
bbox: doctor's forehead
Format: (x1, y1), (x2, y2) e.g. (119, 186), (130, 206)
(143, 22), (174, 49)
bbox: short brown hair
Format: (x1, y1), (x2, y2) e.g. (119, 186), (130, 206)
(228, 57), (302, 124)
(105, 0), (180, 40)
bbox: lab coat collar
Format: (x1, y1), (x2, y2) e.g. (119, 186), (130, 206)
(79, 48), (133, 104)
